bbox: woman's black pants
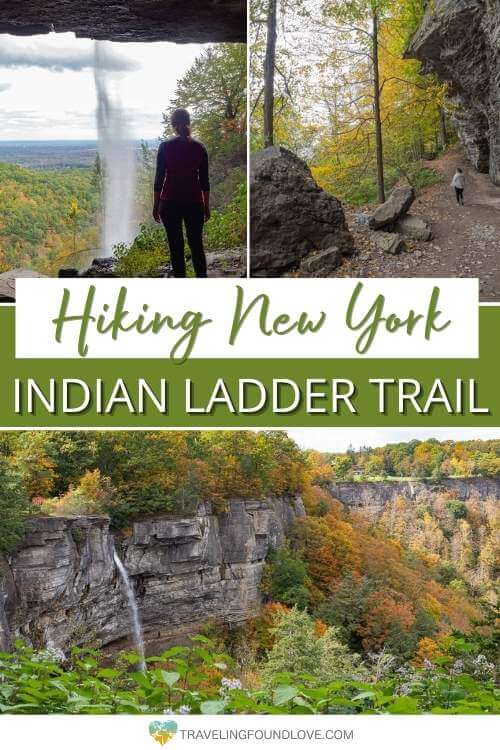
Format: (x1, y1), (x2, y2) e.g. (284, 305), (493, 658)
(455, 187), (464, 205)
(160, 200), (207, 278)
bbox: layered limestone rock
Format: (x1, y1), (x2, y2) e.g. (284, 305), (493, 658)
(407, 0), (500, 184)
(330, 477), (500, 519)
(1, 498), (304, 652)
(5, 516), (119, 650)
(250, 147), (354, 276)
(0, 1), (245, 43)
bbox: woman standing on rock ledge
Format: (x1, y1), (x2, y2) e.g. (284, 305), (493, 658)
(153, 108), (211, 278)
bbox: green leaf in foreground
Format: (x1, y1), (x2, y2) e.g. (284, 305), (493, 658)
(161, 671), (181, 688)
(273, 685), (299, 705)
(200, 700), (227, 714)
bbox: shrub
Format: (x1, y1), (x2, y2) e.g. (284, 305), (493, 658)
(437, 562), (459, 586)
(446, 500), (467, 519)
(70, 527), (86, 546)
(0, 634), (497, 714)
(204, 182), (246, 251)
(113, 223), (167, 277)
(114, 182), (246, 277)
(48, 470), (116, 517)
(260, 607), (366, 687)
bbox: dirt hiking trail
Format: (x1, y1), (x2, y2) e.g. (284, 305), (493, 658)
(341, 145), (500, 300)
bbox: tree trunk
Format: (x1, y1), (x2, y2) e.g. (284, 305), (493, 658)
(372, 10), (385, 203)
(438, 107), (448, 151)
(263, 0), (278, 148)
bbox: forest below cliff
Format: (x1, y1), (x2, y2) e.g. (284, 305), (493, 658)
(0, 163), (100, 275)
(0, 431), (498, 714)
(0, 43), (246, 277)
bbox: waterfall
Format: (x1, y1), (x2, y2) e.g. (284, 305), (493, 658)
(94, 41), (137, 256)
(0, 589), (10, 652)
(113, 548), (146, 671)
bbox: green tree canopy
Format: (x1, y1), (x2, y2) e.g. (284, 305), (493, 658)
(165, 43), (246, 165)
(0, 458), (30, 554)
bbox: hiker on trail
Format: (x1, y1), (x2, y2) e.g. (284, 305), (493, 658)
(153, 108), (211, 278)
(451, 167), (465, 206)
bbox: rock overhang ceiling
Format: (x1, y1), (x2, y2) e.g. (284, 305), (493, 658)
(0, 1), (246, 43)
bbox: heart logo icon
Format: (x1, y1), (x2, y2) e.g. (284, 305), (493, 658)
(149, 720), (178, 746)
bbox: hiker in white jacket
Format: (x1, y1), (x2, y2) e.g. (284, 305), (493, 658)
(451, 168), (465, 205)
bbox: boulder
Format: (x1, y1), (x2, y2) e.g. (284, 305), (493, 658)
(58, 268), (79, 278)
(80, 257), (116, 278)
(368, 186), (416, 230)
(374, 232), (407, 254)
(395, 214), (432, 241)
(0, 267), (47, 303)
(206, 247), (246, 278)
(299, 247), (343, 277)
(250, 146), (354, 276)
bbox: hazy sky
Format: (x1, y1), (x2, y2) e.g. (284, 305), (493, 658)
(287, 428), (500, 453)
(0, 33), (205, 140)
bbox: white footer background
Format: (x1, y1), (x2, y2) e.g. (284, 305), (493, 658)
(0, 714), (497, 749)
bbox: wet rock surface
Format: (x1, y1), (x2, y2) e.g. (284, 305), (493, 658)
(0, 1), (245, 43)
(0, 559), (12, 651)
(80, 258), (117, 278)
(407, 0), (500, 185)
(2, 498), (304, 653)
(250, 146), (354, 277)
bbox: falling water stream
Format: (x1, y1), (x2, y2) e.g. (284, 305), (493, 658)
(94, 41), (137, 256)
(0, 590), (10, 652)
(113, 548), (146, 672)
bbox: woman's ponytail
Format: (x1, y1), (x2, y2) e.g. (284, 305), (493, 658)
(171, 108), (191, 139)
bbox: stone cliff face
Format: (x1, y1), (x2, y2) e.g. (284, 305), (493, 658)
(3, 479), (497, 654)
(330, 477), (499, 518)
(407, 0), (500, 184)
(0, 498), (304, 653)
